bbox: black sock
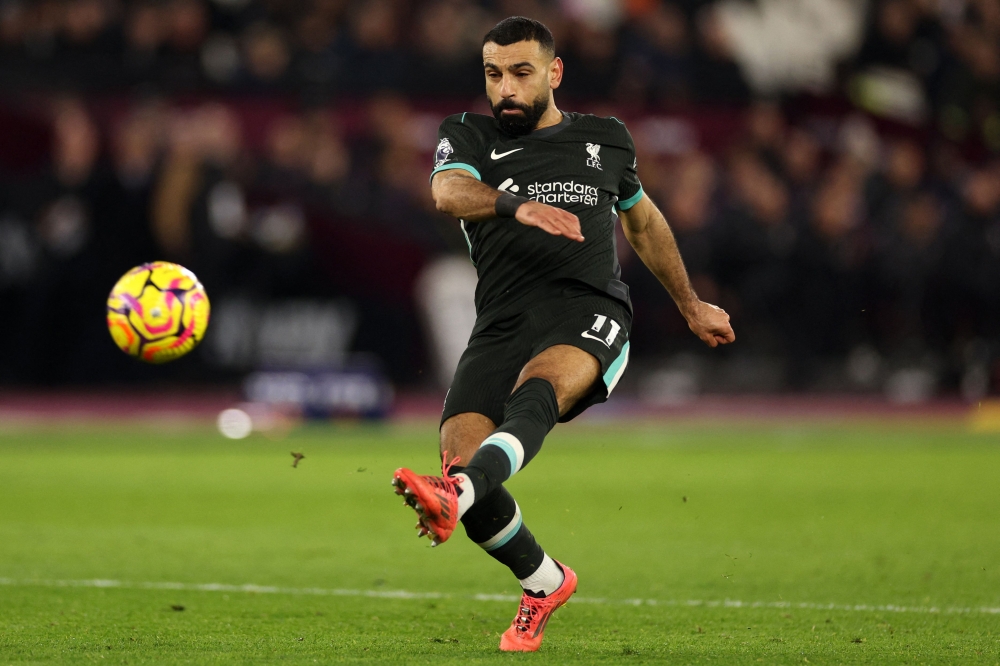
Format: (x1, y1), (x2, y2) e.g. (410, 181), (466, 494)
(459, 484), (545, 580)
(462, 378), (559, 502)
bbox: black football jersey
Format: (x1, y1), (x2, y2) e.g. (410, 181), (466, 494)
(430, 111), (644, 321)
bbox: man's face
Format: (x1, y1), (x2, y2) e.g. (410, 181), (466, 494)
(483, 40), (562, 136)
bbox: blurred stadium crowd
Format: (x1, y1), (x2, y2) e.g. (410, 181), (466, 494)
(0, 0), (999, 400)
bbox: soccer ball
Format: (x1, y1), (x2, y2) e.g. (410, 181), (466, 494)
(106, 262), (211, 364)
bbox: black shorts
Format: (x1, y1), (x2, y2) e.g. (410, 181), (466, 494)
(442, 284), (632, 427)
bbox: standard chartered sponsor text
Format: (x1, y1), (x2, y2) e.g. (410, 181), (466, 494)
(527, 180), (599, 206)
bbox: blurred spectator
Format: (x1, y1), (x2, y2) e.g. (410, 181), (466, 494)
(935, 166), (1000, 347)
(938, 22), (1000, 146)
(617, 2), (693, 104)
(782, 127), (823, 217)
(293, 0), (346, 94)
(714, 150), (794, 353)
(124, 3), (166, 86)
(665, 151), (718, 288)
(242, 22), (292, 88)
(19, 100), (108, 383)
(100, 103), (163, 270)
(560, 22), (621, 99)
(159, 0), (209, 89)
(871, 192), (943, 350)
(344, 0), (407, 91)
(412, 1), (484, 95)
(866, 137), (926, 230)
(789, 159), (870, 379)
(856, 0), (922, 71)
(693, 8), (750, 102)
(745, 100), (785, 174)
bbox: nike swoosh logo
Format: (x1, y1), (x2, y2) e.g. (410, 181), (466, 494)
(580, 330), (611, 348)
(491, 148), (523, 160)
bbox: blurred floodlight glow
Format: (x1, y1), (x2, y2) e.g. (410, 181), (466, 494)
(217, 408), (253, 439)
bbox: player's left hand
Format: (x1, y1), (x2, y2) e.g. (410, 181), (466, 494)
(685, 301), (735, 348)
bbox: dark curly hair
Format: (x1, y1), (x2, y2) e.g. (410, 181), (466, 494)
(483, 16), (555, 56)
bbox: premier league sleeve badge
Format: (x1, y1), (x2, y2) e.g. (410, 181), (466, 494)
(434, 138), (455, 167)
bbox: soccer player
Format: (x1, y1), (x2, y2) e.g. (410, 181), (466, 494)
(392, 16), (735, 652)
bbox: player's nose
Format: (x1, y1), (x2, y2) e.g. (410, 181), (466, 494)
(499, 74), (517, 97)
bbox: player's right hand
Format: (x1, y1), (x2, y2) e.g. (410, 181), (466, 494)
(515, 201), (584, 242)
(685, 301), (735, 348)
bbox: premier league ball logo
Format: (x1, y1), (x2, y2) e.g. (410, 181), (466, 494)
(435, 138), (455, 167)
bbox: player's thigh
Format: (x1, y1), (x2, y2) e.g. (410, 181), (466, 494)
(440, 412), (495, 466)
(521, 295), (632, 421)
(514, 344), (600, 416)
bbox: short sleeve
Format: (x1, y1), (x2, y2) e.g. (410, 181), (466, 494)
(430, 113), (486, 183)
(615, 122), (644, 211)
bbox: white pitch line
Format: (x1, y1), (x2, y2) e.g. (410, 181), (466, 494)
(1, 578), (997, 616)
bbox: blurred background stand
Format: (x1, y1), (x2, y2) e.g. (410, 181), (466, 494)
(0, 0), (998, 414)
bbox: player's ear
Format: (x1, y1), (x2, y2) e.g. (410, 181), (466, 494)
(549, 56), (563, 90)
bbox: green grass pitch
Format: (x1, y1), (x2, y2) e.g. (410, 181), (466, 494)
(0, 419), (998, 664)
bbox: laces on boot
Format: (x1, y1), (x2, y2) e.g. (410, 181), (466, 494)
(514, 596), (545, 634)
(441, 451), (461, 477)
(410, 452), (462, 495)
(432, 450), (463, 494)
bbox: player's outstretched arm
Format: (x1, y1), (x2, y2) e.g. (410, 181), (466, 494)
(431, 170), (583, 241)
(619, 194), (735, 348)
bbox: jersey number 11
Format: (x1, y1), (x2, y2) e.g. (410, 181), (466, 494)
(582, 314), (621, 348)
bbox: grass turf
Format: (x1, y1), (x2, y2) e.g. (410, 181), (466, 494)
(0, 420), (998, 664)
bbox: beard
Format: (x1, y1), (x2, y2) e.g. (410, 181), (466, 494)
(490, 93), (550, 136)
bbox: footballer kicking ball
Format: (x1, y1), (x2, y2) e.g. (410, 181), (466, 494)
(106, 261), (210, 364)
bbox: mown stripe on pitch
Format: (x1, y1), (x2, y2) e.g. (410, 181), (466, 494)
(0, 578), (997, 615)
